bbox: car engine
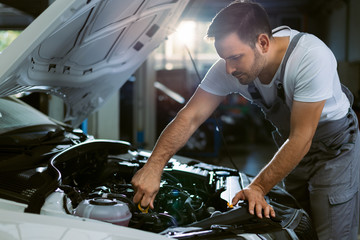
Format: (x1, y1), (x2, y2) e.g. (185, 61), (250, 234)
(0, 139), (318, 239)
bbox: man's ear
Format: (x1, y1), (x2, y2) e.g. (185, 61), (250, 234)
(257, 34), (270, 53)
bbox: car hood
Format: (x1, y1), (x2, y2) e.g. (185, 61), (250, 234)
(0, 0), (189, 127)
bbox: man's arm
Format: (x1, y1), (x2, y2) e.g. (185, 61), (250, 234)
(232, 99), (326, 218)
(131, 87), (225, 209)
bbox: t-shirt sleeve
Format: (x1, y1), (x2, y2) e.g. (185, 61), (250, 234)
(290, 42), (335, 102)
(199, 59), (235, 96)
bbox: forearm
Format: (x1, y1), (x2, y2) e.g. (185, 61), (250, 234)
(147, 111), (202, 169)
(250, 136), (312, 195)
(146, 89), (224, 170)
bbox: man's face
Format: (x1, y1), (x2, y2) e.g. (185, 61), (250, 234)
(215, 32), (265, 85)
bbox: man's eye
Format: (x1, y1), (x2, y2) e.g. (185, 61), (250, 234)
(230, 55), (241, 61)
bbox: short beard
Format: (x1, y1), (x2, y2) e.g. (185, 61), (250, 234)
(233, 48), (265, 85)
(248, 48), (265, 83)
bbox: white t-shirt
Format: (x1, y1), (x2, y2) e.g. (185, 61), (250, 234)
(199, 27), (349, 122)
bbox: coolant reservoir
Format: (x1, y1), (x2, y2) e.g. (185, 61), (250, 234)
(74, 198), (132, 226)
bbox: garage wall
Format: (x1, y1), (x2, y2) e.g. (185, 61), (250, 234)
(325, 0), (360, 97)
(326, 0), (360, 63)
(348, 0), (360, 62)
(326, 4), (347, 62)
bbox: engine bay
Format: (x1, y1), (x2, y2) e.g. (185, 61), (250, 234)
(0, 140), (317, 239)
(53, 140), (245, 233)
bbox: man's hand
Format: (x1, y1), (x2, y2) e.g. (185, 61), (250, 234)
(231, 185), (276, 219)
(131, 162), (163, 209)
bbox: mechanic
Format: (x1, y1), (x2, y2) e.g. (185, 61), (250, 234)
(131, 1), (360, 239)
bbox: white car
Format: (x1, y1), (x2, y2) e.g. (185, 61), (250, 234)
(0, 0), (317, 239)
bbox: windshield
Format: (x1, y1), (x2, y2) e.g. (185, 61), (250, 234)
(0, 98), (57, 135)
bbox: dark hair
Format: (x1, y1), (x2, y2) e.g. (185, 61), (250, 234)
(206, 0), (272, 48)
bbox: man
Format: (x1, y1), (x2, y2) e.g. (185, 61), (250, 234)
(131, 1), (360, 239)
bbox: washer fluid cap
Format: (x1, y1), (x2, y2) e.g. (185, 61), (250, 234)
(89, 198), (117, 206)
(74, 198), (132, 226)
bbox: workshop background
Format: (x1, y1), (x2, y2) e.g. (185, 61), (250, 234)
(0, 0), (359, 174)
(0, 0), (359, 229)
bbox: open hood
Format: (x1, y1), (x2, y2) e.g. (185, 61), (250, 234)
(0, 0), (189, 126)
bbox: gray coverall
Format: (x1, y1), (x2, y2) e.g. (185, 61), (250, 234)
(248, 31), (360, 239)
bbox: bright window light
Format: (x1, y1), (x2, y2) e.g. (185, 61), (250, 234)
(174, 21), (196, 50)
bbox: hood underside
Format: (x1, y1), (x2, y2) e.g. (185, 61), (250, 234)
(0, 0), (189, 126)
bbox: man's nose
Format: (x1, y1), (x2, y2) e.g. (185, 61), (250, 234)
(225, 62), (235, 75)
